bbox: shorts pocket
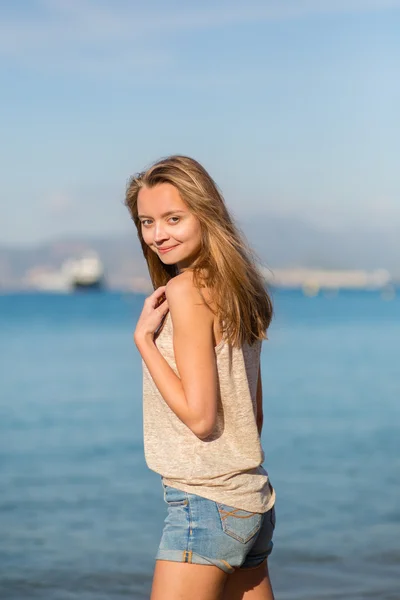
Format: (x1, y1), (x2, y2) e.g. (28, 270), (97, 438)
(162, 483), (188, 506)
(217, 503), (262, 544)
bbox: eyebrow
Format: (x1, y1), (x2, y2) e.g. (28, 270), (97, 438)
(138, 210), (186, 219)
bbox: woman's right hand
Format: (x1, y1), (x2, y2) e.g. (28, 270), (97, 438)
(134, 286), (169, 345)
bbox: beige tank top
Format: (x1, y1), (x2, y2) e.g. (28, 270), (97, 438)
(142, 311), (276, 513)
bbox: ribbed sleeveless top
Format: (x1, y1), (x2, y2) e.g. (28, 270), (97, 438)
(142, 311), (276, 513)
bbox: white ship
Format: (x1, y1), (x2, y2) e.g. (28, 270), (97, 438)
(64, 253), (105, 291)
(27, 252), (105, 293)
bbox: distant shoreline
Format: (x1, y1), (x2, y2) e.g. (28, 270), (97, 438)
(0, 286), (398, 297)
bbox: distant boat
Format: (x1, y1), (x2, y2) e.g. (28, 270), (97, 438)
(64, 253), (105, 292)
(27, 252), (105, 293)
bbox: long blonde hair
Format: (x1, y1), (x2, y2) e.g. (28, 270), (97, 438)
(125, 155), (273, 347)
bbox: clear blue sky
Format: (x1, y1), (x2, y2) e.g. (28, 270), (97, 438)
(1, 0), (399, 245)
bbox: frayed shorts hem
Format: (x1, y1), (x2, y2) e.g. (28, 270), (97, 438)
(240, 556), (269, 570)
(155, 548), (273, 574)
(155, 549), (235, 574)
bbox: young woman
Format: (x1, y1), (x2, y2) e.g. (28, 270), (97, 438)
(125, 156), (276, 600)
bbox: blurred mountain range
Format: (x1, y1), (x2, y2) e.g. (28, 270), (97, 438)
(0, 214), (398, 291)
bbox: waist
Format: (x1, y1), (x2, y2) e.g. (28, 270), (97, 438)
(162, 472), (275, 513)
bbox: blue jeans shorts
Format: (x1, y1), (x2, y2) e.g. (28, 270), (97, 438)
(156, 481), (276, 574)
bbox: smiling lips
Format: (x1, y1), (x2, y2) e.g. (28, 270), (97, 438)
(158, 244), (179, 254)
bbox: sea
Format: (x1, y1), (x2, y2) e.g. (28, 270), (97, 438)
(0, 290), (399, 600)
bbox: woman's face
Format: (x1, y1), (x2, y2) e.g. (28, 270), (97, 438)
(137, 183), (202, 271)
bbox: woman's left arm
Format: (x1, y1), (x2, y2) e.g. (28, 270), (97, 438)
(135, 274), (218, 439)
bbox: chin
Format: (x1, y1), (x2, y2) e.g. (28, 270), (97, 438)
(159, 256), (176, 265)
(158, 254), (179, 266)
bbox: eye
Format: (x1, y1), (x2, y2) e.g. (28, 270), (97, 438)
(169, 216), (180, 224)
(141, 219), (152, 226)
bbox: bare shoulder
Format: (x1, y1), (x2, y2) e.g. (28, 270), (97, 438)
(165, 270), (196, 298)
(165, 271), (209, 307)
(165, 271), (214, 327)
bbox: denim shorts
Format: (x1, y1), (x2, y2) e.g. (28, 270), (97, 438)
(156, 481), (276, 574)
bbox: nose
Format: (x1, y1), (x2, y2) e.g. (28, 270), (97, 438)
(153, 221), (169, 245)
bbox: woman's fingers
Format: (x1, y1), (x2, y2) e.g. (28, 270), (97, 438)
(153, 285), (166, 296)
(157, 299), (169, 315)
(149, 286), (167, 309)
(146, 286), (166, 306)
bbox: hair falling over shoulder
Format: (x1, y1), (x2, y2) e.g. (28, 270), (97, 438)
(125, 155), (273, 347)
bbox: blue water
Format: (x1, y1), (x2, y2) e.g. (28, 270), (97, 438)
(0, 291), (399, 599)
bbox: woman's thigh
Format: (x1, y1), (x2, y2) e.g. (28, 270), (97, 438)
(222, 559), (274, 600)
(151, 560), (228, 600)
